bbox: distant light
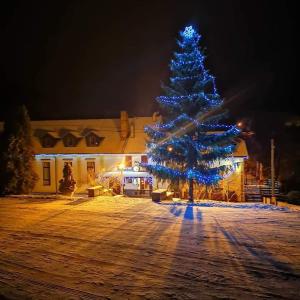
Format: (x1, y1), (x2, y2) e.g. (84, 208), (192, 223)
(183, 26), (195, 38)
(133, 165), (139, 172)
(237, 122), (243, 127)
(167, 145), (173, 152)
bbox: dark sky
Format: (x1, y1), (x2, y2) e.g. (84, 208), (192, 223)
(0, 0), (297, 120)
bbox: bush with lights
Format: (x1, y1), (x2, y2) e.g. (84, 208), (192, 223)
(144, 26), (240, 201)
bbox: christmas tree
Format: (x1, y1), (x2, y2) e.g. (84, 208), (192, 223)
(144, 26), (240, 201)
(0, 105), (38, 194)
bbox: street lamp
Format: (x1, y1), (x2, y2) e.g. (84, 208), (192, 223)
(167, 145), (173, 152)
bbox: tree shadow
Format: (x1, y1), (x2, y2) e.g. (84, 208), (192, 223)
(67, 197), (93, 206)
(196, 208), (202, 221)
(160, 202), (203, 222)
(214, 218), (298, 277)
(183, 204), (194, 220)
(156, 203), (206, 297)
(158, 201), (290, 211)
(35, 209), (70, 224)
(20, 198), (60, 204)
(169, 205), (183, 217)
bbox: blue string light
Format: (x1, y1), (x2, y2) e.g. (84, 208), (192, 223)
(144, 26), (241, 188)
(182, 26), (196, 39)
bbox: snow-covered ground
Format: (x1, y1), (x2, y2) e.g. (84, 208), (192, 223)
(0, 197), (299, 300)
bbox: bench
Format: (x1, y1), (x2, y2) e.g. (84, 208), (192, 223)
(152, 189), (167, 202)
(262, 196), (277, 205)
(152, 189), (174, 202)
(166, 191), (174, 200)
(87, 185), (103, 197)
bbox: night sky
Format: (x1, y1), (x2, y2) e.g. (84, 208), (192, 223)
(0, 0), (297, 121)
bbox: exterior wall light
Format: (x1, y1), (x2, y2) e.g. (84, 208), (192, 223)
(118, 163), (125, 170)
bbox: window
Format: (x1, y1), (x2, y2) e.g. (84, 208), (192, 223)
(141, 155), (148, 164)
(86, 133), (102, 147)
(87, 161), (95, 183)
(41, 134), (56, 148)
(63, 134), (77, 147)
(140, 177), (145, 189)
(125, 156), (132, 168)
(42, 161), (51, 185)
(139, 155), (148, 171)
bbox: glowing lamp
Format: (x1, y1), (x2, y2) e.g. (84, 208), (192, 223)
(118, 163), (125, 170)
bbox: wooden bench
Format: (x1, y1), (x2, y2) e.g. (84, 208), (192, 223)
(87, 185), (103, 197)
(152, 189), (174, 202)
(263, 195), (277, 205)
(166, 191), (174, 200)
(152, 189), (167, 202)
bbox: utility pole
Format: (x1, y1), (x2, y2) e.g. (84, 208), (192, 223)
(55, 156), (58, 195)
(271, 139), (275, 200)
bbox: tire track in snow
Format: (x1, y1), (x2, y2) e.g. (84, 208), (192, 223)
(1, 227), (298, 281)
(0, 268), (107, 300)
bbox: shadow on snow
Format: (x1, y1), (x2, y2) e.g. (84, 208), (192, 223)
(158, 201), (290, 211)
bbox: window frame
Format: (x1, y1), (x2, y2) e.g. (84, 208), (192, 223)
(125, 156), (132, 168)
(41, 134), (56, 148)
(85, 132), (102, 147)
(86, 160), (96, 182)
(42, 161), (51, 186)
(63, 133), (77, 147)
(141, 155), (148, 164)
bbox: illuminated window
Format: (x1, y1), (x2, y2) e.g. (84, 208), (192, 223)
(42, 161), (51, 186)
(125, 156), (132, 168)
(141, 155), (148, 164)
(87, 161), (95, 183)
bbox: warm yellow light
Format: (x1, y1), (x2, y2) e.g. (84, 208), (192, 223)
(237, 122), (243, 127)
(167, 145), (173, 152)
(118, 163), (125, 170)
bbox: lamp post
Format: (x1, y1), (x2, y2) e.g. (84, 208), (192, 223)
(271, 139), (275, 202)
(118, 163), (125, 195)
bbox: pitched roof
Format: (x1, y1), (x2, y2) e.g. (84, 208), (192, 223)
(233, 139), (248, 157)
(30, 117), (155, 154)
(1, 117), (248, 157)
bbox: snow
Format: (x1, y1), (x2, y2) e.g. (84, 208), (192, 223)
(0, 196), (299, 299)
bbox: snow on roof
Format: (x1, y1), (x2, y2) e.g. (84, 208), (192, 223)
(1, 117), (248, 157)
(234, 139), (248, 157)
(31, 117), (154, 154)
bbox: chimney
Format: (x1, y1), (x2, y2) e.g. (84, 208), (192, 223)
(120, 111), (129, 140)
(130, 118), (135, 138)
(152, 111), (160, 122)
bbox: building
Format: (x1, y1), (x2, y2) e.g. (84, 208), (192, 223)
(0, 111), (248, 200)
